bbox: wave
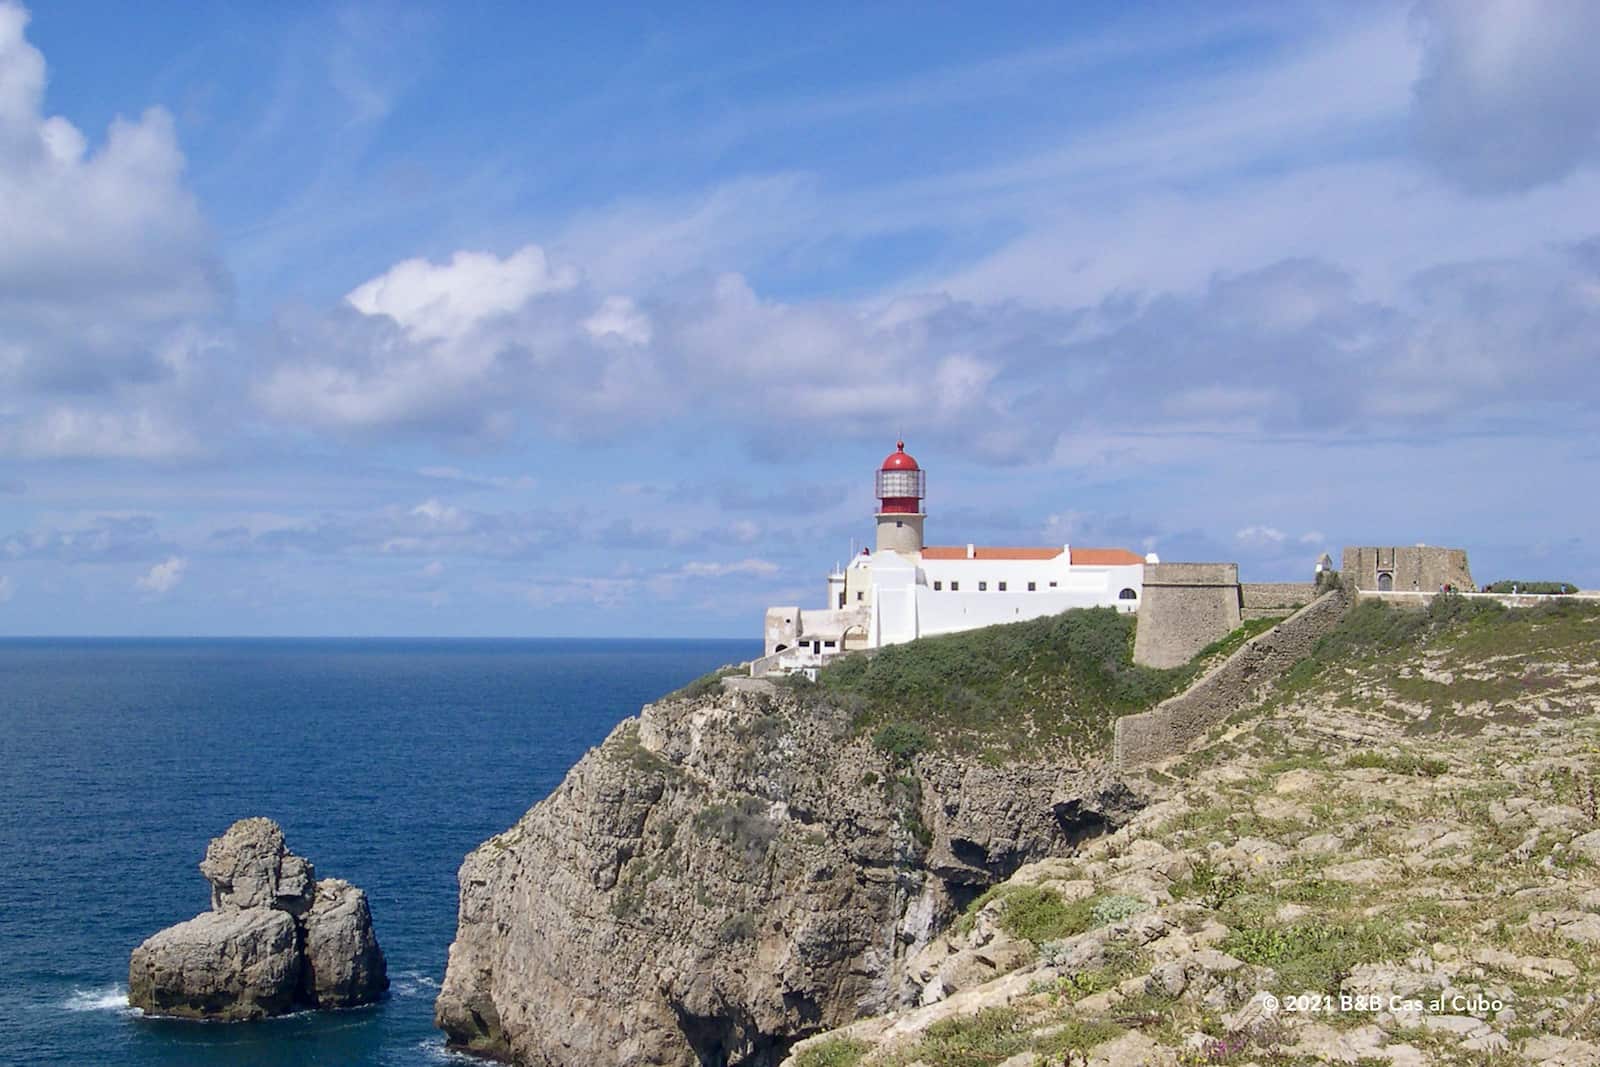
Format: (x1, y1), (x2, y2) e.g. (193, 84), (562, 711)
(391, 969), (440, 999)
(61, 985), (132, 1013)
(413, 1037), (482, 1064)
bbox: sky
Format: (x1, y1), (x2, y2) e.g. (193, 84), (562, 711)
(2, 0), (1598, 637)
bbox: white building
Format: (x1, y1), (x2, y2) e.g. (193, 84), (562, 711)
(758, 442), (1147, 673)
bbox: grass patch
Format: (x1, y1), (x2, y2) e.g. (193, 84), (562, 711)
(1193, 617), (1282, 663)
(956, 885), (1145, 944)
(1342, 751), (1450, 777)
(884, 1007), (1031, 1067)
(790, 1038), (869, 1067)
(1222, 920), (1417, 996)
(669, 664), (743, 700)
(816, 607), (1195, 757)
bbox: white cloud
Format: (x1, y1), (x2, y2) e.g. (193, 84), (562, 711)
(0, 574), (13, 603)
(583, 295), (653, 345)
(1299, 531), (1326, 546)
(1235, 525), (1287, 546)
(345, 246), (578, 343)
(421, 560), (444, 578)
(0, 2), (224, 459)
(135, 556), (187, 595)
(1410, 0), (1600, 193)
(679, 559), (780, 578)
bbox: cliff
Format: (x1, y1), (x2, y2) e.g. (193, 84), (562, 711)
(434, 682), (1140, 1065)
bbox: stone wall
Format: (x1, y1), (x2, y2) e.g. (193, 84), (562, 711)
(1132, 563), (1242, 669)
(1342, 546), (1474, 593)
(1240, 582), (1319, 620)
(1115, 588), (1352, 769)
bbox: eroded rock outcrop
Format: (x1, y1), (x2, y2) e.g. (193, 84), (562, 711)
(129, 818), (388, 1020)
(434, 687), (1138, 1065)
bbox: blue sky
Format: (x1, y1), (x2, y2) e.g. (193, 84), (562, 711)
(2, 1), (1598, 636)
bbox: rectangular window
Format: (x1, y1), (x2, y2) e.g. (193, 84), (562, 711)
(856, 591), (864, 601)
(1028, 581), (1036, 591)
(824, 640), (835, 648)
(1049, 581), (1058, 588)
(998, 581), (1007, 592)
(933, 580), (942, 591)
(950, 581), (959, 591)
(978, 581), (987, 591)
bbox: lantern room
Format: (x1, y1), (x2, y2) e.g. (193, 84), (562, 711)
(875, 441), (925, 514)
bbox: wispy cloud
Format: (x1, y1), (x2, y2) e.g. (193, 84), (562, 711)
(135, 556), (188, 595)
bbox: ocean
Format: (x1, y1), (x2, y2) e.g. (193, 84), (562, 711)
(0, 637), (758, 1066)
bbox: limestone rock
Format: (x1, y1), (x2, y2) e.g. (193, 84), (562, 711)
(129, 818), (386, 1021)
(199, 817), (315, 914)
(128, 909), (300, 1020)
(302, 879), (389, 1007)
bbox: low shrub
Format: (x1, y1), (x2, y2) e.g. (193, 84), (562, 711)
(789, 1038), (869, 1067)
(1484, 580), (1578, 595)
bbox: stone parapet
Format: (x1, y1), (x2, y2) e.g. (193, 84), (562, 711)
(1116, 589), (1352, 769)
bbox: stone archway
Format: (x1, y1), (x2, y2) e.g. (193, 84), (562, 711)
(1377, 572), (1393, 592)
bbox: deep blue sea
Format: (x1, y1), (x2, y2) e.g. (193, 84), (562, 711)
(0, 638), (758, 1067)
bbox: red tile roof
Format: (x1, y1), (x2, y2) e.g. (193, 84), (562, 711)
(921, 546), (1064, 561)
(1069, 547), (1146, 566)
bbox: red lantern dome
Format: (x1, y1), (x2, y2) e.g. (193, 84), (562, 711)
(880, 440), (919, 471)
(875, 440), (925, 514)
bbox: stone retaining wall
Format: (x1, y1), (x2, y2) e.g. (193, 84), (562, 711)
(1114, 589), (1353, 769)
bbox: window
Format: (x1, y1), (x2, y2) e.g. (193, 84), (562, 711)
(856, 591), (864, 601)
(1118, 588), (1138, 600)
(933, 580), (942, 591)
(950, 581), (959, 591)
(1027, 581), (1036, 592)
(824, 640), (836, 648)
(1048, 581), (1058, 588)
(978, 581), (987, 591)
(998, 581), (1007, 592)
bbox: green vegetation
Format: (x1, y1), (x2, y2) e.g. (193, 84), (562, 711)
(789, 1038), (870, 1067)
(1279, 596), (1600, 715)
(691, 797), (778, 866)
(815, 607), (1197, 756)
(955, 884), (1146, 945)
(669, 665), (743, 700)
(1191, 616), (1280, 664)
(1221, 920), (1417, 996)
(871, 722), (930, 762)
(1484, 580), (1579, 594)
(1341, 750), (1449, 777)
(877, 1006), (1122, 1067)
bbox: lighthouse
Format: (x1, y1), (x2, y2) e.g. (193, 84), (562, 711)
(756, 438), (1147, 673)
(875, 440), (926, 555)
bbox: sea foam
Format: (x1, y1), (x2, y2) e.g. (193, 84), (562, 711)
(61, 986), (131, 1013)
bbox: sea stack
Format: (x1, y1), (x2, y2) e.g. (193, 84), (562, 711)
(129, 817), (387, 1020)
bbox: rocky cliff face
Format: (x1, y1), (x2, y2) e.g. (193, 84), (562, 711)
(435, 684), (1138, 1065)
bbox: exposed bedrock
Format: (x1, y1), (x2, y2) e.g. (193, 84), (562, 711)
(434, 689), (1138, 1065)
(129, 818), (388, 1020)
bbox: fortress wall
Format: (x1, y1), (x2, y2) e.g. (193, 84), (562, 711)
(1115, 589), (1353, 770)
(1342, 546), (1474, 593)
(1240, 582), (1319, 620)
(1132, 563), (1242, 669)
